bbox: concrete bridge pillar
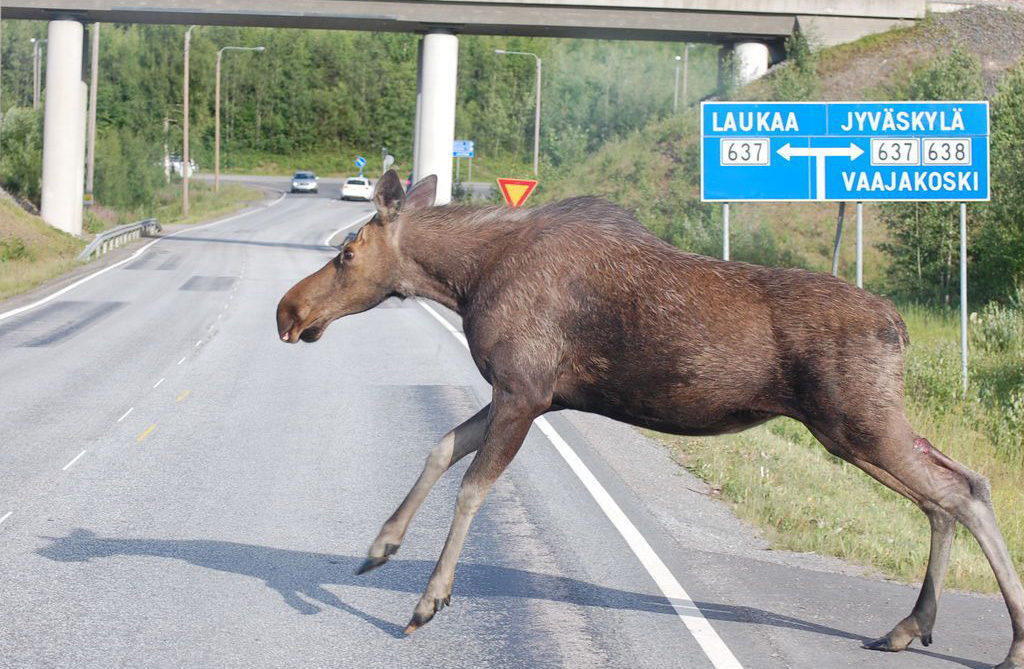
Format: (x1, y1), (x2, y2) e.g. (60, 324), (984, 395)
(413, 29), (458, 205)
(733, 41), (770, 86)
(40, 19), (87, 236)
(719, 40), (771, 90)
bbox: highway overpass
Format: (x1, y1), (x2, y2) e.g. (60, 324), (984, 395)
(2, 1), (928, 232)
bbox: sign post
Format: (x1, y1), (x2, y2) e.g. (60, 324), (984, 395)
(355, 155), (366, 177)
(453, 140), (474, 185)
(701, 101), (990, 390)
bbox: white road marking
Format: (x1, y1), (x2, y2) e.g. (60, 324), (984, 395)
(417, 299), (743, 669)
(117, 407), (134, 422)
(195, 340), (202, 348)
(322, 211), (375, 247)
(62, 450), (87, 471)
(153, 378), (165, 389)
(178, 356), (187, 365)
(0, 192), (286, 324)
(0, 511), (11, 526)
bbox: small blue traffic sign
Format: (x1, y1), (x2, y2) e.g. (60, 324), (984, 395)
(355, 156), (367, 169)
(453, 140), (474, 158)
(701, 101), (989, 202)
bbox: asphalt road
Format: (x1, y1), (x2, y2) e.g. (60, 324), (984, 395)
(0, 185), (1014, 668)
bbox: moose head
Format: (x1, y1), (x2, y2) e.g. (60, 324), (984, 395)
(275, 170), (436, 344)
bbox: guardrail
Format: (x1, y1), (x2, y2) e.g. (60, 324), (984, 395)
(77, 218), (162, 262)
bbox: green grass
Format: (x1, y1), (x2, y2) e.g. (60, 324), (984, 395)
(652, 305), (1024, 593)
(0, 196), (84, 301)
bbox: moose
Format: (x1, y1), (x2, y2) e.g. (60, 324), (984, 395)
(277, 170), (1022, 667)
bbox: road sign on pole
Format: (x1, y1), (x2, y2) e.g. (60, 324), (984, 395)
(453, 140), (474, 158)
(354, 155), (367, 169)
(496, 178), (537, 207)
(700, 101), (989, 202)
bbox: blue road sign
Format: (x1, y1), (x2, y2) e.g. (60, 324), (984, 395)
(453, 139), (474, 158)
(355, 155), (367, 168)
(701, 101), (989, 202)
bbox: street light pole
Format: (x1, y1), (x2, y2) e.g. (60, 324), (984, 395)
(30, 38), (45, 110)
(215, 45), (264, 192)
(183, 25), (196, 216)
(494, 49), (541, 177)
(682, 44), (691, 107)
(85, 23), (99, 201)
(673, 55), (681, 112)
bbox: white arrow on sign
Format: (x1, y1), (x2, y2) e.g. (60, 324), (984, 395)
(777, 142), (864, 200)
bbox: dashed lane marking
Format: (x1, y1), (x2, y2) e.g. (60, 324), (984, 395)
(136, 424), (156, 443)
(176, 390), (191, 403)
(153, 378), (165, 389)
(62, 450), (87, 471)
(0, 511), (12, 526)
(117, 407), (134, 423)
(178, 356), (187, 365)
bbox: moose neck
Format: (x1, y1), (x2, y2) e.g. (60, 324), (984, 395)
(394, 206), (518, 314)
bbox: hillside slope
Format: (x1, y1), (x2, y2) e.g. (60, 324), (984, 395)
(540, 6), (1024, 289)
(0, 194), (83, 301)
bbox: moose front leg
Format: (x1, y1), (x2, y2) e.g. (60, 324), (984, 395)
(404, 396), (540, 634)
(357, 404), (491, 575)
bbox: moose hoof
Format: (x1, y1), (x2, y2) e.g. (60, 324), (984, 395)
(355, 543), (399, 575)
(863, 636), (899, 652)
(921, 633), (932, 647)
(403, 595), (452, 635)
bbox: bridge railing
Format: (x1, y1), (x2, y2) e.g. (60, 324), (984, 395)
(77, 218), (162, 262)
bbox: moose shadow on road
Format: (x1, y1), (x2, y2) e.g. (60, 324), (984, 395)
(36, 529), (986, 667)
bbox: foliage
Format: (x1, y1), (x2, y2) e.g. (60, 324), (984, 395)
(0, 107), (43, 204)
(974, 60), (1024, 303)
(769, 29), (819, 101)
(877, 47), (983, 301)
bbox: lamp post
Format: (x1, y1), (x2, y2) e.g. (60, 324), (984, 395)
(182, 25), (196, 215)
(30, 38), (46, 110)
(494, 49), (541, 177)
(215, 45), (264, 191)
(674, 45), (692, 113)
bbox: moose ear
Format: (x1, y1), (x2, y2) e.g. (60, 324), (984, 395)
(372, 170), (406, 223)
(404, 175), (437, 212)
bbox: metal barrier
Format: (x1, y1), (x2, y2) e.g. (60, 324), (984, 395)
(77, 218), (162, 262)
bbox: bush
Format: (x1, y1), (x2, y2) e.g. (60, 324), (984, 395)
(0, 107), (44, 206)
(0, 236), (32, 262)
(770, 29), (819, 101)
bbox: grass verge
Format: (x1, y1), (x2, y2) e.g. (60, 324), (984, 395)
(0, 195), (83, 301)
(651, 306), (1024, 593)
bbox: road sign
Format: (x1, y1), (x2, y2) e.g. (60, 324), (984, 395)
(496, 178), (537, 207)
(453, 140), (474, 158)
(701, 101), (989, 202)
(355, 155), (367, 169)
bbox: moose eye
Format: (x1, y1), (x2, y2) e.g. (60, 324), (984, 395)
(343, 249), (354, 261)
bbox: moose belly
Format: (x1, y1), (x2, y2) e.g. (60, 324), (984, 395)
(556, 377), (780, 437)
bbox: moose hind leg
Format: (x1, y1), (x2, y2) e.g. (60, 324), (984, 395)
(863, 505), (955, 652)
(357, 404), (489, 575)
(860, 432), (1024, 667)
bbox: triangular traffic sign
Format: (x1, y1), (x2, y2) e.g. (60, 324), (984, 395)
(496, 178), (538, 207)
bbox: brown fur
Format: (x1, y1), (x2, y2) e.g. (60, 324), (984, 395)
(277, 171), (1023, 666)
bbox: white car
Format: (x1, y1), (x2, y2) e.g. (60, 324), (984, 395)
(341, 177), (373, 201)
